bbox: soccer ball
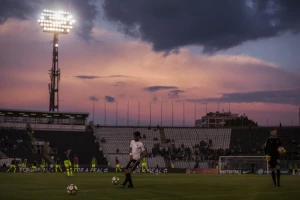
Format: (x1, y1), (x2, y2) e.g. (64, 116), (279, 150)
(278, 146), (286, 154)
(67, 184), (78, 195)
(112, 176), (120, 185)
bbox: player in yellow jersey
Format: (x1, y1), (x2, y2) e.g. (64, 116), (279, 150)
(31, 160), (37, 172)
(7, 158), (17, 173)
(64, 147), (74, 176)
(55, 157), (63, 172)
(115, 157), (122, 172)
(91, 157), (97, 171)
(141, 157), (150, 173)
(40, 159), (46, 172)
(19, 159), (27, 172)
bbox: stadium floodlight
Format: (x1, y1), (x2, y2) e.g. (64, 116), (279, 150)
(38, 10), (75, 112)
(38, 10), (75, 34)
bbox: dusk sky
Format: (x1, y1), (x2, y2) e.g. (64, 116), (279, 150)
(0, 0), (300, 126)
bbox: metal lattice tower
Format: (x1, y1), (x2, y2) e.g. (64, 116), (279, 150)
(48, 34), (60, 111)
(38, 9), (75, 111)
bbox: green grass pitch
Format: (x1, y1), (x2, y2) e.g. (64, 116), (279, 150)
(0, 173), (299, 200)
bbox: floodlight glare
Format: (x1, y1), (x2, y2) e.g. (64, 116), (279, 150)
(38, 9), (75, 34)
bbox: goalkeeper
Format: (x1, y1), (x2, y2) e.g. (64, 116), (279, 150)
(264, 129), (285, 187)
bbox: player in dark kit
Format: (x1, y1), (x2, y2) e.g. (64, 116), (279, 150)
(264, 129), (285, 187)
(120, 131), (146, 188)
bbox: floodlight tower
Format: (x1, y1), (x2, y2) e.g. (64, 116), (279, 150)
(38, 10), (74, 111)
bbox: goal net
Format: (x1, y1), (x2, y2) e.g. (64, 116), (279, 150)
(218, 156), (269, 175)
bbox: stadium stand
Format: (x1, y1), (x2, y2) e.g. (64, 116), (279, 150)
(97, 126), (300, 169)
(0, 127), (34, 161)
(95, 127), (164, 167)
(230, 127), (300, 159)
(1, 110), (299, 170)
(0, 151), (7, 159)
(34, 130), (105, 165)
(95, 127), (161, 153)
(164, 128), (231, 166)
(171, 160), (208, 169)
(106, 154), (166, 168)
(164, 128), (231, 150)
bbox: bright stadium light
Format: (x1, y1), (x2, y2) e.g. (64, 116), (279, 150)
(38, 9), (75, 112)
(38, 10), (75, 34)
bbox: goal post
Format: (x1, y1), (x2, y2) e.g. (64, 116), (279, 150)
(218, 156), (269, 175)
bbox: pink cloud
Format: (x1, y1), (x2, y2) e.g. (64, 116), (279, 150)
(1, 20), (299, 126)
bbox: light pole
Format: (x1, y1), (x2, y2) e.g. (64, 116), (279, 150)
(183, 102), (185, 127)
(104, 99), (107, 126)
(93, 100), (95, 122)
(89, 97), (98, 123)
(38, 10), (75, 112)
(116, 101), (118, 126)
(127, 101), (129, 126)
(172, 101), (174, 127)
(161, 101), (163, 127)
(138, 102), (140, 127)
(150, 101), (152, 126)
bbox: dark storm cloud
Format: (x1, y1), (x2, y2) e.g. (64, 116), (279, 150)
(0, 0), (40, 24)
(102, 0), (300, 54)
(74, 75), (136, 79)
(75, 75), (100, 79)
(108, 75), (138, 78)
(185, 89), (300, 105)
(0, 0), (97, 40)
(144, 86), (178, 92)
(105, 96), (115, 103)
(168, 90), (185, 99)
(89, 96), (98, 101)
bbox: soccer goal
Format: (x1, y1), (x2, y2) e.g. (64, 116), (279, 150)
(218, 156), (269, 175)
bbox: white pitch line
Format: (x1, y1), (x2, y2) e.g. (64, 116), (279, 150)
(135, 194), (230, 200)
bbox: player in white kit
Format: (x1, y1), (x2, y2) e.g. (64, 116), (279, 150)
(120, 131), (146, 188)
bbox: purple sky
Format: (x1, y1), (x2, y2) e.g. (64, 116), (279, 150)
(0, 0), (299, 126)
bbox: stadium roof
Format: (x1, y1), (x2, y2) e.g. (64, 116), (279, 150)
(0, 108), (89, 119)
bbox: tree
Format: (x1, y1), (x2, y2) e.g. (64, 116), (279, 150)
(224, 114), (258, 127)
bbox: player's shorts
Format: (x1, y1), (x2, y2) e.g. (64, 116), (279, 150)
(64, 160), (71, 167)
(116, 164), (120, 168)
(125, 159), (140, 170)
(269, 155), (280, 168)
